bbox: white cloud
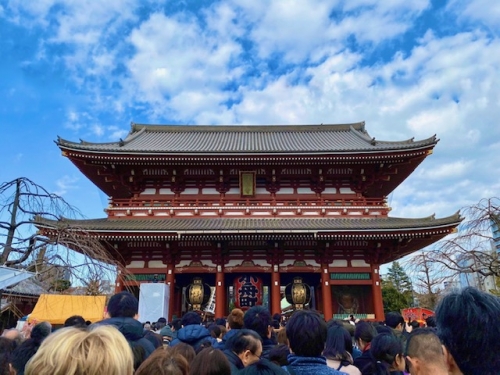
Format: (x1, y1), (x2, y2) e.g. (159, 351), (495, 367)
(448, 0), (500, 31)
(54, 175), (79, 196)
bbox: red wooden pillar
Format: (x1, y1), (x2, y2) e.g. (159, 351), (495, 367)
(321, 264), (333, 320)
(271, 264), (281, 316)
(166, 264), (175, 322)
(215, 265), (226, 318)
(371, 264), (385, 321)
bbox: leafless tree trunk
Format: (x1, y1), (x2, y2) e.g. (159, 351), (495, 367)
(0, 177), (122, 291)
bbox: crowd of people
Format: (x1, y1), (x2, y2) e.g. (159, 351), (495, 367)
(0, 286), (498, 375)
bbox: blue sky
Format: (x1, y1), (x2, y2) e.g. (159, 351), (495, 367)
(1, 0), (500, 239)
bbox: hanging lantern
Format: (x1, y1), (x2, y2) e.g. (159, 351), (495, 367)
(234, 275), (263, 310)
(185, 277), (211, 311)
(285, 277), (311, 310)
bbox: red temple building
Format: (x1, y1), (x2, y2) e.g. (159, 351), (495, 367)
(36, 122), (461, 321)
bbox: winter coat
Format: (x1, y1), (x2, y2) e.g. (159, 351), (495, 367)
(169, 324), (217, 351)
(98, 317), (155, 358)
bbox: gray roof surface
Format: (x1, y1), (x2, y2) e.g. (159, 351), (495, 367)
(35, 214), (461, 233)
(57, 123), (437, 154)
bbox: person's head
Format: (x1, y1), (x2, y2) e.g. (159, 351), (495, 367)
(435, 287), (500, 375)
(64, 315), (86, 328)
(189, 347), (231, 375)
(370, 333), (405, 374)
(181, 311), (202, 327)
(0, 337), (16, 375)
(244, 306), (272, 340)
(385, 312), (405, 331)
(238, 358), (289, 375)
(135, 347), (188, 375)
(275, 327), (288, 346)
(215, 318), (227, 326)
(268, 344), (290, 366)
(323, 324), (353, 361)
(170, 342), (196, 363)
(227, 308), (244, 330)
(354, 321), (377, 351)
(25, 325), (133, 375)
(2, 328), (23, 347)
(286, 310), (326, 357)
(12, 322), (52, 374)
(156, 317), (167, 330)
(405, 328), (447, 375)
(425, 316), (436, 327)
(171, 318), (182, 331)
(107, 291), (138, 318)
(208, 324), (221, 339)
(226, 329), (263, 367)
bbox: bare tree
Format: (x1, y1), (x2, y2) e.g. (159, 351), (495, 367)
(419, 198), (500, 284)
(404, 251), (449, 310)
(0, 177), (120, 290)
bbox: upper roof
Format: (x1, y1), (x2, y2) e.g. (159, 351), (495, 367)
(57, 122), (437, 155)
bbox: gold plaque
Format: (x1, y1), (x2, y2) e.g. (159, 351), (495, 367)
(240, 171), (255, 197)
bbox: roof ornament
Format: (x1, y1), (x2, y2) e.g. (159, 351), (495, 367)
(119, 138), (125, 147)
(370, 137), (377, 145)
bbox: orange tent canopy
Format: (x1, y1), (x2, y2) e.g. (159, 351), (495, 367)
(28, 294), (107, 324)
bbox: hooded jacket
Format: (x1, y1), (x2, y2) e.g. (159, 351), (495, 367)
(169, 324), (217, 351)
(98, 316), (155, 358)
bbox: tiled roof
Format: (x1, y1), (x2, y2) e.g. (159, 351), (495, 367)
(3, 279), (47, 296)
(35, 214), (461, 234)
(57, 123), (437, 154)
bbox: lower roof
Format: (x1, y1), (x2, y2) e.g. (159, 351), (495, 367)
(34, 214), (461, 235)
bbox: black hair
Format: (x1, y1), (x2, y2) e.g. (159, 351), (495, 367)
(11, 322), (51, 375)
(368, 333), (403, 375)
(226, 329), (262, 356)
(181, 311), (202, 326)
(243, 306), (272, 340)
(354, 321), (377, 343)
(425, 316), (436, 327)
(208, 324), (221, 339)
(384, 312), (404, 329)
(215, 317), (227, 326)
(268, 344), (290, 366)
(0, 337), (16, 375)
(409, 320), (420, 329)
(323, 324), (353, 364)
(435, 287), (500, 375)
(171, 318), (182, 331)
(64, 315), (86, 328)
(286, 310), (326, 357)
(107, 291), (138, 318)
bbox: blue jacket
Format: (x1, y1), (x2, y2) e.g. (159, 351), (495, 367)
(98, 317), (155, 358)
(170, 324), (217, 351)
(284, 354), (348, 375)
(214, 328), (239, 350)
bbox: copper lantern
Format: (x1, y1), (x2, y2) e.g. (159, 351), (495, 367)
(185, 277), (211, 311)
(285, 277), (311, 310)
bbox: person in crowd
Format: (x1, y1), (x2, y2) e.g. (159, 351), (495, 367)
(170, 342), (196, 364)
(135, 347), (189, 375)
(64, 315), (86, 328)
(11, 321), (51, 375)
(239, 358), (289, 375)
(323, 324), (361, 375)
(0, 336), (17, 375)
(24, 325), (133, 375)
(243, 306), (276, 358)
(216, 317), (227, 326)
(404, 328), (447, 375)
(352, 321), (377, 372)
(435, 286), (500, 375)
(384, 313), (407, 346)
(268, 344), (290, 367)
(361, 333), (405, 375)
(424, 316), (435, 328)
(169, 311), (217, 351)
(223, 328), (263, 373)
(160, 318), (181, 344)
(189, 347), (231, 375)
(208, 324), (222, 341)
(155, 317), (167, 333)
(336, 320), (361, 360)
(1, 329), (23, 348)
(215, 308), (244, 350)
(97, 291), (155, 365)
(284, 309), (347, 375)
